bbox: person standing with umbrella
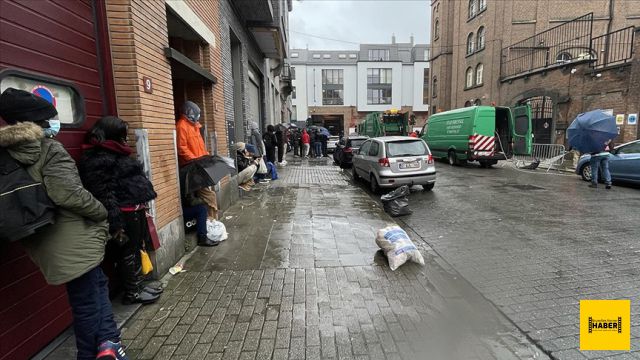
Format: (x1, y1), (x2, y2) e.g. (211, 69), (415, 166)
(589, 140), (613, 189)
(176, 101), (219, 220)
(567, 109), (618, 190)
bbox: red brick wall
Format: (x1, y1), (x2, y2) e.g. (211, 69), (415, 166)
(106, 0), (229, 228)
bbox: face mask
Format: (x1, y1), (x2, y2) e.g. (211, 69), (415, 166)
(44, 120), (61, 137)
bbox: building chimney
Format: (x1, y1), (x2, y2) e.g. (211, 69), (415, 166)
(410, 33), (414, 45)
(392, 33), (396, 44)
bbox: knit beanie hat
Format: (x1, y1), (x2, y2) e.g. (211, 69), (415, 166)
(0, 88), (58, 125)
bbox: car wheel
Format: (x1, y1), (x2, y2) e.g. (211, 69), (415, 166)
(352, 166), (360, 181)
(370, 174), (380, 194)
(422, 183), (435, 191)
(447, 151), (458, 166)
(580, 164), (592, 182)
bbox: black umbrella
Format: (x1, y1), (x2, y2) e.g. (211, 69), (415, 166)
(180, 155), (236, 196)
(199, 155), (237, 184)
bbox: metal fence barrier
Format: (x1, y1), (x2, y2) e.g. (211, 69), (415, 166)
(513, 143), (566, 172)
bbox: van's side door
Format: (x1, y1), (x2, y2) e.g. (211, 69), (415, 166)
(511, 105), (533, 155)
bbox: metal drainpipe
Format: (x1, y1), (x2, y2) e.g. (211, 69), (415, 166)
(604, 0), (614, 67)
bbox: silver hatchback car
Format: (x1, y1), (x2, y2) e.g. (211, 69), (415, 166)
(352, 136), (436, 192)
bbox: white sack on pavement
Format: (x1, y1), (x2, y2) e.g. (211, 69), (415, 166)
(206, 219), (228, 242)
(375, 225), (425, 270)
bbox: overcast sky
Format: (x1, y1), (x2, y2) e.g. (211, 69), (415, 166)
(289, 0), (431, 50)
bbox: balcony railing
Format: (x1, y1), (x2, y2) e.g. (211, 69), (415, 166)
(500, 13), (593, 80)
(590, 26), (635, 69)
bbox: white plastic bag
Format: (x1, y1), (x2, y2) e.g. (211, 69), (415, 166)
(257, 157), (268, 174)
(206, 219), (228, 242)
(375, 225), (425, 270)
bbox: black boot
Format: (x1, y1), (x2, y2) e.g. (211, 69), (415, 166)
(122, 290), (160, 305)
(119, 246), (160, 305)
(142, 284), (164, 295)
(198, 234), (220, 247)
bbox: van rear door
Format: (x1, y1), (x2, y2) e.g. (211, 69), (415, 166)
(511, 105), (532, 155)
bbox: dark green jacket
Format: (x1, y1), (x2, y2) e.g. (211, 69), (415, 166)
(0, 122), (108, 285)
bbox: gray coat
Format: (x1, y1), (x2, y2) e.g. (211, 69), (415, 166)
(0, 122), (109, 285)
(248, 123), (265, 156)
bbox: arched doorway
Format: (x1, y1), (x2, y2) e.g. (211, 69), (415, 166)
(518, 96), (553, 144)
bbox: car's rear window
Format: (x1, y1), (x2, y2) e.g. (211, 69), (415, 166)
(349, 139), (367, 148)
(386, 140), (428, 157)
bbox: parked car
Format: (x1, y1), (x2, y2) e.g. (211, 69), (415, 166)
(352, 136), (436, 192)
(333, 135), (369, 168)
(327, 136), (340, 153)
(576, 140), (640, 185)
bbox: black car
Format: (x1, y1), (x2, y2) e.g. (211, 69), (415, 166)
(333, 136), (369, 168)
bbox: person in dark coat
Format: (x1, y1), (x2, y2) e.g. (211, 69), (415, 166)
(310, 129), (318, 157)
(291, 128), (301, 157)
(275, 125), (286, 165)
(320, 131), (329, 157)
(0, 88), (128, 360)
(263, 124), (277, 164)
(79, 116), (162, 305)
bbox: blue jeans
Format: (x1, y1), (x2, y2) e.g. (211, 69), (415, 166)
(590, 155), (611, 185)
(314, 142), (322, 157)
(183, 204), (208, 237)
(66, 266), (120, 360)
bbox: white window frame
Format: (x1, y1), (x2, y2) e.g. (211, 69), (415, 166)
(466, 33), (475, 55)
(466, 67), (474, 88)
(475, 63), (484, 85)
(477, 27), (485, 50)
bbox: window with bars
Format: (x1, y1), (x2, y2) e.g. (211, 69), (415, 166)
(367, 68), (392, 104)
(291, 66), (296, 80)
(322, 69), (344, 105)
(368, 49), (390, 61)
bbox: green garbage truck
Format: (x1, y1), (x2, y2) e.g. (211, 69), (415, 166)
(358, 110), (410, 137)
(422, 105), (533, 167)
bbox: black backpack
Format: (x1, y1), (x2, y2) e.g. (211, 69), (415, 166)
(0, 148), (55, 242)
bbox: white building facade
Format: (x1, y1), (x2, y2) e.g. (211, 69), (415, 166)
(290, 39), (430, 134)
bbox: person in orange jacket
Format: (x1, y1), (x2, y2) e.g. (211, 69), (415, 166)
(175, 101), (219, 233)
(176, 101), (208, 165)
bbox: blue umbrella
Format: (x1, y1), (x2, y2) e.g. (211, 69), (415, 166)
(318, 127), (330, 137)
(567, 110), (617, 154)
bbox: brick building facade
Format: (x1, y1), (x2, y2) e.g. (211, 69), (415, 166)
(104, 0), (292, 274)
(429, 0), (639, 144)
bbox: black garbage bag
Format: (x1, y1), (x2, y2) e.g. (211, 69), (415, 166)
(380, 185), (412, 217)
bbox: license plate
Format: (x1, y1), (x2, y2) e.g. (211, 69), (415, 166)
(399, 161), (419, 169)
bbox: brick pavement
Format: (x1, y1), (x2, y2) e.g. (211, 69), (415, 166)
(114, 158), (549, 359)
(44, 157), (549, 359)
(398, 163), (640, 359)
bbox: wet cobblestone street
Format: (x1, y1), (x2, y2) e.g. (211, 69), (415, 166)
(118, 157), (548, 359)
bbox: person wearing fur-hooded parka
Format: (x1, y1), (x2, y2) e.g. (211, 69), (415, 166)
(0, 88), (128, 360)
